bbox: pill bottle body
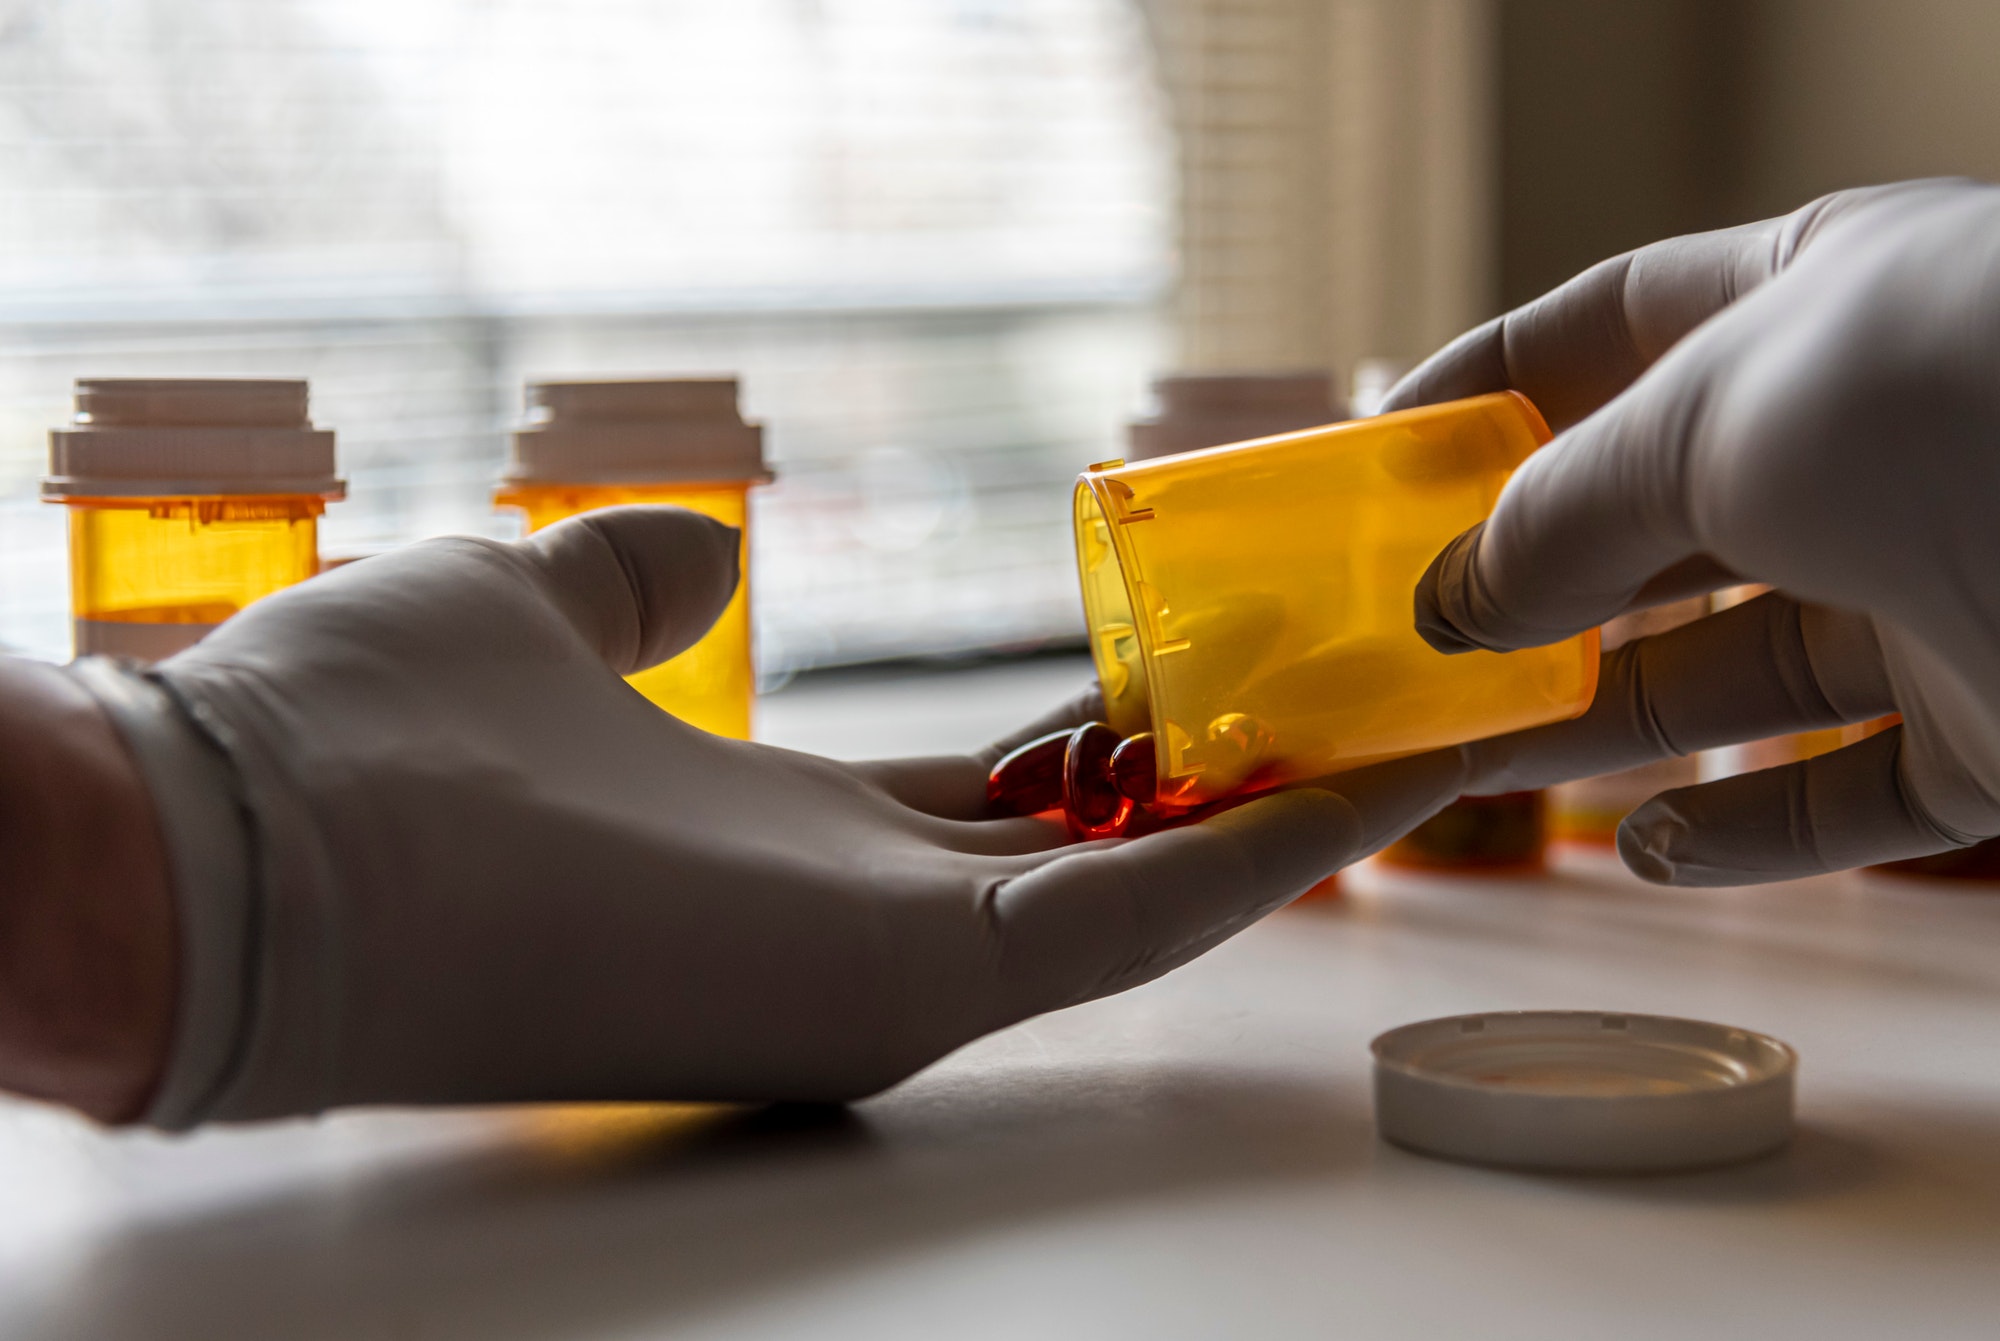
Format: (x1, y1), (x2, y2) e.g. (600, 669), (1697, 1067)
(1076, 391), (1598, 809)
(1378, 791), (1548, 874)
(61, 495), (322, 661)
(496, 480), (754, 739)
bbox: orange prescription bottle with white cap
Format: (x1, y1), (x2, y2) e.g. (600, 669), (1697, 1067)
(43, 378), (342, 664)
(495, 379), (771, 740)
(1075, 391), (1598, 807)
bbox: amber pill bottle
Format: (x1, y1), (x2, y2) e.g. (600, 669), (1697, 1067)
(1086, 388), (1597, 882)
(496, 379), (771, 740)
(44, 378), (341, 664)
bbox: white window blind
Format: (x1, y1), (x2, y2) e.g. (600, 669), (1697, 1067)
(0, 0), (1173, 671)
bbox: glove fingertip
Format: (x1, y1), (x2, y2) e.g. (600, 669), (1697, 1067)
(1413, 525), (1491, 655)
(1615, 807), (1683, 884)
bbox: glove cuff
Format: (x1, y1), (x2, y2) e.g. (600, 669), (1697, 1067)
(65, 657), (255, 1131)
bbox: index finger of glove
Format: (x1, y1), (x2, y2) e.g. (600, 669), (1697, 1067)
(1462, 594), (1895, 793)
(986, 752), (1465, 1020)
(1412, 357), (1723, 655)
(1381, 218), (1783, 430)
(1618, 726), (1974, 885)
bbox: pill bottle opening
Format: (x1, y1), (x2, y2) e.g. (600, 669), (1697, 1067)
(1074, 480), (1156, 756)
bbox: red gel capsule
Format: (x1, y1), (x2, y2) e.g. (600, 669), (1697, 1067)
(1064, 722), (1133, 840)
(986, 729), (1072, 816)
(1109, 732), (1157, 804)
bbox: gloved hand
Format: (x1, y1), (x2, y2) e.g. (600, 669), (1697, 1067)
(73, 506), (1458, 1128)
(1384, 178), (2000, 885)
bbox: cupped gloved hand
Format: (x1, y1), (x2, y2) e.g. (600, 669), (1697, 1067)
(1385, 178), (2000, 885)
(73, 506), (1459, 1128)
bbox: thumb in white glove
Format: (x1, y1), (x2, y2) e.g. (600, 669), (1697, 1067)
(72, 506), (1462, 1127)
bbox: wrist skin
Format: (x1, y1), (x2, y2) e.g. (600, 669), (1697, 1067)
(0, 657), (176, 1122)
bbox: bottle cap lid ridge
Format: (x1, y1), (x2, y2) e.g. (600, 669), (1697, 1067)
(45, 378), (342, 499)
(506, 377), (772, 486)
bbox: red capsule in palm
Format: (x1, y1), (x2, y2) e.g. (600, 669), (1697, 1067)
(1064, 722), (1133, 840)
(1109, 731), (1157, 805)
(986, 729), (1072, 816)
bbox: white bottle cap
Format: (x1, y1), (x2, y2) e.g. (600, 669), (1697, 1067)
(1372, 1010), (1796, 1173)
(505, 378), (772, 486)
(44, 378), (343, 499)
(1125, 372), (1344, 461)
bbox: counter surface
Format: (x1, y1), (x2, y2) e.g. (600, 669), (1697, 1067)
(4, 658), (1995, 1339)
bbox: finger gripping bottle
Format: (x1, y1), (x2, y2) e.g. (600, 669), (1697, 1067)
(497, 379), (772, 739)
(1074, 391), (1599, 808)
(44, 378), (342, 664)
(1546, 597), (1710, 848)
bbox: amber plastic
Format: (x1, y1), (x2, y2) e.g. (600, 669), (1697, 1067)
(496, 481), (754, 740)
(1379, 791), (1547, 874)
(1074, 392), (1599, 807)
(61, 496), (323, 659)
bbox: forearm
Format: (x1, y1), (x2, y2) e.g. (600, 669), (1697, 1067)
(0, 657), (175, 1122)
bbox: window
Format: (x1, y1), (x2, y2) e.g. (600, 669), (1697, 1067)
(0, 0), (1173, 672)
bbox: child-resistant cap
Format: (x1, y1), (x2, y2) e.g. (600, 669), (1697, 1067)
(1371, 1010), (1797, 1173)
(1125, 372), (1344, 461)
(44, 378), (343, 499)
(505, 378), (773, 486)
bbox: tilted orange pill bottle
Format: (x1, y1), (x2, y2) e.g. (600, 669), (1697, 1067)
(496, 379), (771, 739)
(1076, 391), (1598, 810)
(44, 378), (341, 664)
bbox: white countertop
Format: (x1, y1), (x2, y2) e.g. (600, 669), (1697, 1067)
(4, 657), (1998, 1339)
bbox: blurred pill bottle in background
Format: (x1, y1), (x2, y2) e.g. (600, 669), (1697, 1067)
(44, 378), (341, 664)
(1125, 371), (1347, 899)
(1125, 372), (1346, 462)
(1547, 596), (1711, 846)
(497, 378), (770, 740)
(1378, 790), (1549, 875)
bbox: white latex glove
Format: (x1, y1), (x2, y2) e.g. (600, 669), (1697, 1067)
(72, 506), (1459, 1128)
(1385, 178), (2000, 885)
